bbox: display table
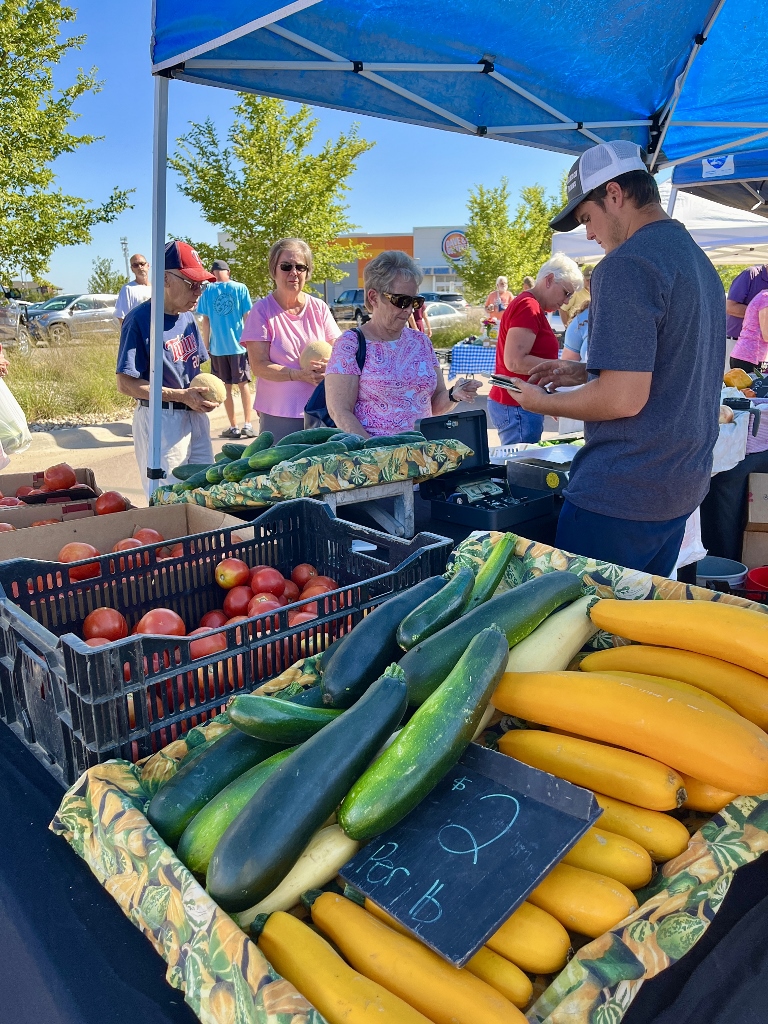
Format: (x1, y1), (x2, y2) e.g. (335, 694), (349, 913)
(447, 342), (496, 379)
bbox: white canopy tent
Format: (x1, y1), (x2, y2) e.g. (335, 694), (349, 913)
(552, 181), (768, 265)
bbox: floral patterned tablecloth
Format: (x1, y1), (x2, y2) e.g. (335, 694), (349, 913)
(150, 439), (472, 510)
(49, 531), (768, 1024)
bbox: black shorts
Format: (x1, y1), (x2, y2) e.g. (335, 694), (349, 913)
(211, 353), (251, 385)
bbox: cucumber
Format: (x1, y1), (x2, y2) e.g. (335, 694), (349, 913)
(362, 433), (426, 449)
(172, 467), (212, 493)
(334, 433), (365, 452)
(248, 444), (312, 472)
(145, 730), (288, 846)
(223, 457), (258, 482)
(176, 746), (297, 877)
(228, 693), (342, 744)
(206, 459), (232, 484)
(172, 463), (214, 481)
(467, 533), (516, 609)
(207, 666), (408, 912)
(320, 575), (448, 708)
(290, 440), (347, 462)
(339, 627), (509, 840)
(276, 427), (343, 447)
(401, 571), (583, 706)
(242, 431), (274, 458)
(396, 566), (475, 651)
(214, 451), (229, 462)
(222, 442), (248, 461)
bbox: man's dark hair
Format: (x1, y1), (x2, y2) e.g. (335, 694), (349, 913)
(590, 170), (660, 210)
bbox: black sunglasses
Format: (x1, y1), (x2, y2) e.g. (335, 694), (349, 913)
(279, 262), (308, 273)
(382, 292), (425, 310)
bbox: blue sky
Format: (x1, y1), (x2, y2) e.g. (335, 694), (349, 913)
(45, 0), (575, 293)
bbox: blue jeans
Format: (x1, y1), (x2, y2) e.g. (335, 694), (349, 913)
(556, 500), (688, 576)
(487, 398), (544, 445)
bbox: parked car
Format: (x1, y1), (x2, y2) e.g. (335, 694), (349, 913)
(420, 291), (468, 308)
(329, 289), (369, 325)
(546, 311), (566, 339)
(27, 293), (119, 346)
(0, 289), (32, 356)
(423, 301), (468, 331)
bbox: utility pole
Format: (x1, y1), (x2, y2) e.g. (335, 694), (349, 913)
(120, 237), (130, 279)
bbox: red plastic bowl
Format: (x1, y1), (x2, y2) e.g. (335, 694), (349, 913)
(746, 566), (768, 592)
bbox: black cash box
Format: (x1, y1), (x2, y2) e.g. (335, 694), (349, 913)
(418, 410), (555, 530)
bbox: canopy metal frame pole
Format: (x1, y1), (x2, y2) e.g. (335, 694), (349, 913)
(667, 185), (678, 216)
(658, 129), (768, 171)
(148, 74), (169, 495)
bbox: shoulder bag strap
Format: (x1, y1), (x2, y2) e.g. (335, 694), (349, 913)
(353, 327), (367, 370)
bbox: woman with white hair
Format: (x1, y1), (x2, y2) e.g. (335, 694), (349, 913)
(325, 250), (480, 437)
(488, 253), (583, 444)
(242, 237), (340, 441)
(484, 275), (513, 320)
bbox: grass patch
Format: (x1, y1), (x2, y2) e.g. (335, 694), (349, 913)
(431, 314), (484, 349)
(10, 342), (136, 422)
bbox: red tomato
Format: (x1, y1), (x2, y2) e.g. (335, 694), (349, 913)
(301, 583), (333, 600)
(168, 543), (184, 558)
(113, 538), (143, 552)
(188, 627), (228, 660)
(15, 486), (33, 497)
(223, 585), (253, 618)
(135, 608), (186, 636)
(0, 497), (23, 506)
(44, 463), (77, 491)
(282, 579), (300, 603)
(31, 519), (59, 527)
(133, 527), (165, 546)
(296, 600), (318, 617)
(85, 637), (110, 647)
(215, 557), (251, 590)
(248, 565), (265, 590)
(288, 610), (317, 626)
(291, 563), (318, 589)
(0, 523), (15, 532)
(225, 614), (250, 645)
(250, 567), (285, 597)
(58, 542), (101, 581)
(26, 488), (45, 496)
(311, 575), (338, 591)
(83, 607), (129, 642)
(94, 490), (129, 515)
(200, 609), (228, 629)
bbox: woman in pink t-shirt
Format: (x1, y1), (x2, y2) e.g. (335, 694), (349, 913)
(241, 238), (340, 441)
(730, 289), (768, 374)
(325, 251), (479, 437)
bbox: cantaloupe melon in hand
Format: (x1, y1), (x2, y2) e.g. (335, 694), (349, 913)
(189, 373), (227, 405)
(300, 341), (333, 370)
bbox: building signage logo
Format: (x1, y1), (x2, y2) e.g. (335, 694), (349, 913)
(442, 230), (469, 261)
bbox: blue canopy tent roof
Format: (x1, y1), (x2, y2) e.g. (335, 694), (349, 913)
(143, 0), (768, 489)
(671, 150), (768, 219)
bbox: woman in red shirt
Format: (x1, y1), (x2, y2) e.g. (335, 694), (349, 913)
(488, 254), (583, 444)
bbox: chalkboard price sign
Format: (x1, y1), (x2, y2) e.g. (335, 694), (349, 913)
(340, 743), (600, 965)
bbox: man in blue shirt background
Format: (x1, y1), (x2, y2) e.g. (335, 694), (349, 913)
(196, 260), (254, 439)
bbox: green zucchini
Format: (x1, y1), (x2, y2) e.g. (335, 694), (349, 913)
(467, 532), (516, 610)
(242, 431), (274, 458)
(320, 575), (447, 708)
(248, 444), (311, 472)
(222, 442), (248, 461)
(396, 566), (475, 651)
(287, 685), (326, 707)
(172, 468), (212, 493)
(228, 693), (342, 744)
(206, 459), (232, 484)
(145, 730), (288, 846)
(276, 427), (343, 447)
(223, 457), (259, 482)
(172, 463), (214, 481)
(400, 571), (583, 706)
(176, 746), (297, 877)
(207, 666), (408, 912)
(290, 440), (347, 462)
(339, 627), (509, 840)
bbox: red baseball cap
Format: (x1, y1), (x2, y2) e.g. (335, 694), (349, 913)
(164, 240), (216, 282)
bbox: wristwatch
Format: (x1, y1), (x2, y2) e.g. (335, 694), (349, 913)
(448, 385), (460, 403)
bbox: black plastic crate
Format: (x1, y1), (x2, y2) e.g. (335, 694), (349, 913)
(0, 499), (451, 786)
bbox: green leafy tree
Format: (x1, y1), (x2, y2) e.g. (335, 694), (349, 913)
(0, 0), (133, 280)
(716, 265), (751, 293)
(87, 257), (127, 294)
(169, 95), (374, 297)
(456, 177), (566, 302)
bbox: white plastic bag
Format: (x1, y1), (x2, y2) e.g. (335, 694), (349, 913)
(0, 378), (31, 454)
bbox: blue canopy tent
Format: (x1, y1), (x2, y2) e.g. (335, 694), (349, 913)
(671, 149), (768, 218)
(145, 0), (768, 489)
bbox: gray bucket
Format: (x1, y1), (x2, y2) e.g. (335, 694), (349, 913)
(695, 555), (748, 589)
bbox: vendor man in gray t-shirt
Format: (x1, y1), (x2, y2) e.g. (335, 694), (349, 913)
(513, 141), (724, 575)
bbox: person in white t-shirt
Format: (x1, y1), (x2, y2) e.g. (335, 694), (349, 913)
(115, 254), (152, 322)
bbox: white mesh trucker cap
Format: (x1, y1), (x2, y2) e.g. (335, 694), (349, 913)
(550, 141), (649, 232)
